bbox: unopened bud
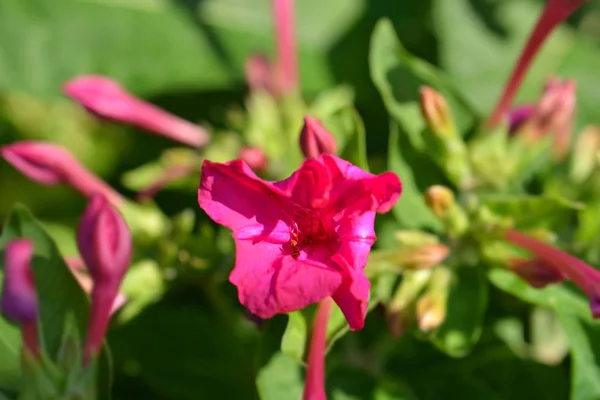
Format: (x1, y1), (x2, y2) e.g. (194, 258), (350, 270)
(571, 125), (600, 183)
(394, 230), (439, 247)
(77, 194), (132, 362)
(1, 240), (37, 324)
(299, 116), (337, 159)
(420, 87), (454, 138)
(508, 257), (565, 288)
(416, 266), (451, 332)
(424, 185), (454, 218)
(508, 105), (535, 135)
(240, 146), (268, 172)
(401, 244), (450, 270)
(1, 141), (122, 205)
(64, 75), (210, 147)
(245, 54), (273, 94)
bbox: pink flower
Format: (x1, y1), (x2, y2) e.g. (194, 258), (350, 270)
(64, 75), (210, 147)
(1, 141), (122, 205)
(198, 154), (402, 330)
(299, 117), (338, 159)
(0, 239), (39, 356)
(77, 194), (132, 362)
(506, 229), (600, 317)
(488, 0), (588, 127)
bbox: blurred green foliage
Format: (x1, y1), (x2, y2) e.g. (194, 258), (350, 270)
(3, 0), (600, 399)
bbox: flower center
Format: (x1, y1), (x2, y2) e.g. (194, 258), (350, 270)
(286, 208), (337, 259)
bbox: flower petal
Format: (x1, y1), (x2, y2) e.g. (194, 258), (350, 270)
(331, 253), (371, 331)
(230, 239), (343, 318)
(199, 159), (291, 238)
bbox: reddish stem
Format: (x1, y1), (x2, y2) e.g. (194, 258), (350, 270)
(21, 321), (39, 358)
(488, 0), (581, 128)
(303, 297), (332, 400)
(273, 0), (298, 93)
(83, 286), (117, 364)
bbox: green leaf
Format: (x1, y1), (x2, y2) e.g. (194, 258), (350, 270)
(369, 18), (475, 151)
(0, 0), (365, 99)
(117, 260), (165, 323)
(488, 269), (593, 321)
(387, 121), (443, 231)
(433, 267), (488, 357)
(256, 352), (304, 400)
(280, 311), (307, 364)
(554, 305), (600, 400)
(337, 108), (369, 172)
(480, 194), (583, 227)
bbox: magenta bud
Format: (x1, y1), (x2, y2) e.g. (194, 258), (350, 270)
(1, 141), (122, 205)
(590, 294), (600, 319)
(1, 240), (37, 324)
(77, 194), (132, 362)
(64, 75), (210, 147)
(239, 146), (268, 172)
(509, 257), (565, 288)
(507, 105), (536, 135)
(77, 194), (132, 288)
(299, 116), (338, 159)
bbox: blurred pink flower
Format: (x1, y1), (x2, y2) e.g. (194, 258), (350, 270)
(272, 0), (298, 93)
(489, 0), (588, 127)
(198, 154), (401, 330)
(506, 229), (600, 317)
(239, 146), (269, 172)
(64, 75), (210, 147)
(77, 194), (132, 362)
(508, 257), (565, 288)
(1, 141), (122, 205)
(508, 77), (576, 158)
(0, 239), (39, 357)
(299, 117), (338, 159)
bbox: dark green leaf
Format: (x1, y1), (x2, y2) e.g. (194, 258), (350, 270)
(433, 267), (488, 357)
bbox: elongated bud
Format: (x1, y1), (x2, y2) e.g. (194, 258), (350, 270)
(506, 229), (600, 318)
(239, 146), (268, 172)
(1, 240), (37, 324)
(416, 266), (451, 331)
(1, 239), (40, 357)
(387, 269), (432, 337)
(488, 0), (588, 127)
(245, 54), (274, 94)
(508, 257), (565, 288)
(420, 87), (455, 138)
(272, 0), (298, 93)
(420, 87), (472, 186)
(303, 297), (332, 400)
(77, 194), (132, 362)
(64, 75), (210, 147)
(299, 116), (338, 159)
(571, 125), (600, 183)
(399, 244), (450, 270)
(1, 141), (122, 205)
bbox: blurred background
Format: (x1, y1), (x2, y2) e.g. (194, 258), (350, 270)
(2, 0), (600, 399)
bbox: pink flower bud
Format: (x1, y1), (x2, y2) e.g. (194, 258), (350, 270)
(508, 257), (565, 288)
(508, 105), (536, 134)
(245, 54), (274, 93)
(77, 194), (132, 362)
(1, 240), (37, 324)
(420, 87), (455, 138)
(64, 75), (210, 147)
(299, 116), (338, 159)
(239, 146), (268, 172)
(1, 239), (40, 357)
(1, 141), (122, 205)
